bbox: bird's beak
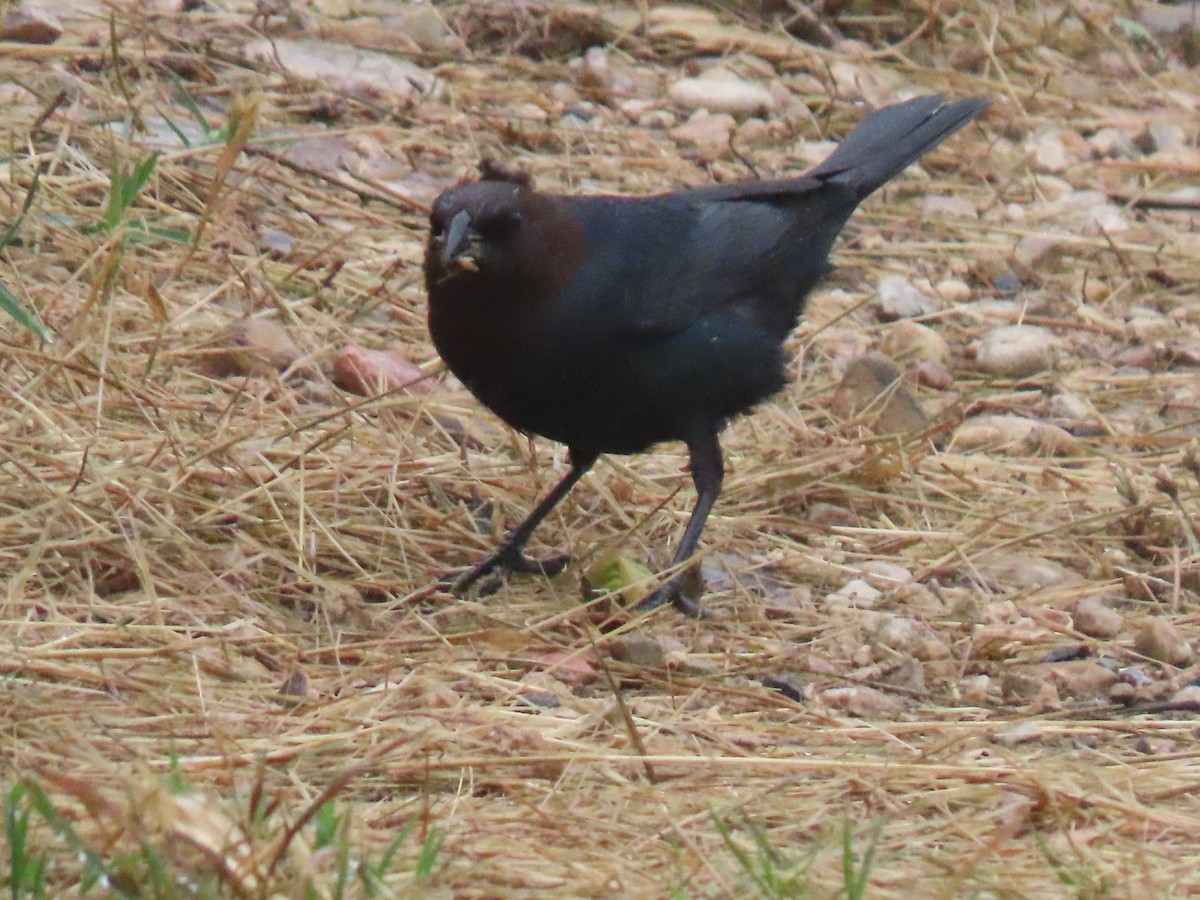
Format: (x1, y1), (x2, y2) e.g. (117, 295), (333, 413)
(440, 209), (472, 268)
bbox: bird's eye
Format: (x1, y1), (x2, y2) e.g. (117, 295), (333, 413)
(478, 210), (522, 240)
(430, 220), (444, 238)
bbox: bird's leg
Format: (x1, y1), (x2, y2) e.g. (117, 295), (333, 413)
(451, 451), (597, 596)
(634, 431), (724, 617)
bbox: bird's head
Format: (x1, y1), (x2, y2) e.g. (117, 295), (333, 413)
(426, 179), (531, 282)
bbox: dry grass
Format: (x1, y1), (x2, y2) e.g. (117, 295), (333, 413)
(2, 1), (1200, 896)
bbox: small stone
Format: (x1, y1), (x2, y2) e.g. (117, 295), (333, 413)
(879, 320), (950, 366)
(874, 616), (950, 661)
(1072, 596), (1123, 639)
(922, 195), (978, 218)
(1049, 661), (1118, 699)
(667, 70), (776, 116)
(950, 415), (1080, 456)
(1027, 129), (1071, 172)
(975, 325), (1057, 377)
(879, 656), (925, 692)
(1014, 234), (1068, 270)
(831, 352), (927, 434)
(383, 5), (460, 53)
(1170, 684), (1200, 707)
(1045, 190), (1129, 235)
(608, 634), (665, 667)
(975, 552), (1080, 591)
(827, 578), (881, 609)
(1134, 618), (1193, 666)
(934, 278), (971, 303)
(958, 674), (991, 705)
(2, 3), (62, 43)
(876, 275), (937, 321)
(1082, 279), (1110, 303)
(637, 109), (676, 129)
(255, 228), (294, 258)
(1001, 668), (1044, 702)
(820, 685), (903, 717)
(735, 117), (771, 146)
(1118, 664), (1153, 687)
(910, 360), (954, 390)
(668, 109), (736, 161)
(992, 270), (1023, 294)
(1141, 121), (1187, 155)
(1047, 392), (1092, 420)
(242, 38), (436, 104)
(333, 345), (436, 397)
(1089, 126), (1139, 159)
(992, 721), (1044, 746)
(1127, 312), (1173, 342)
(1109, 681), (1135, 704)
(576, 46), (613, 99)
(857, 560), (913, 586)
(204, 317), (301, 377)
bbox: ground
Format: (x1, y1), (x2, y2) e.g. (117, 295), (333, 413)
(2, 1), (1200, 897)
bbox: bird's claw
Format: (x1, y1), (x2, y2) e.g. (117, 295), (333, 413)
(442, 548), (572, 598)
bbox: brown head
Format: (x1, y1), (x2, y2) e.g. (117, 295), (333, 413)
(423, 172), (584, 311)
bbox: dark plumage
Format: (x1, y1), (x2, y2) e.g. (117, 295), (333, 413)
(425, 93), (988, 614)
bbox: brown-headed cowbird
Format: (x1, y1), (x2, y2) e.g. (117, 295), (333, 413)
(426, 93), (988, 615)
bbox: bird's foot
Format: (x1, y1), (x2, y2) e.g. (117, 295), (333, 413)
(631, 571), (709, 619)
(443, 547), (572, 598)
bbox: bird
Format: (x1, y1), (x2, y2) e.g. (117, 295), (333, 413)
(424, 93), (988, 615)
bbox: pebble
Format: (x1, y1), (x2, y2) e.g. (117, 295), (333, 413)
(668, 109), (736, 161)
(608, 634), (665, 668)
(879, 320), (950, 366)
(950, 415), (1079, 456)
(910, 360), (954, 390)
(875, 275), (938, 321)
(637, 109), (676, 129)
(975, 325), (1057, 377)
(1089, 126), (1139, 160)
(1047, 392), (1092, 420)
(1014, 234), (1068, 270)
(1044, 189), (1129, 235)
(934, 278), (971, 304)
(1001, 667), (1044, 702)
(1134, 618), (1193, 666)
(667, 70), (776, 116)
(974, 551), (1080, 591)
(205, 317), (301, 378)
(857, 559), (913, 586)
(1140, 120), (1187, 155)
(1027, 129), (1071, 172)
(921, 195), (978, 218)
(383, 4), (460, 53)
(1072, 596), (1123, 639)
(1109, 681), (1135, 704)
(958, 675), (992, 705)
(2, 3), (62, 43)
(831, 353), (928, 434)
(992, 721), (1044, 746)
(576, 46), (613, 98)
(873, 616), (950, 661)
(1049, 660), (1118, 699)
(820, 685), (903, 717)
(242, 38), (436, 103)
(826, 578), (882, 609)
(332, 345), (435, 397)
(735, 117), (771, 146)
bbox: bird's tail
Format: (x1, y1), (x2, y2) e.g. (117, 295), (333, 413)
(811, 94), (989, 199)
